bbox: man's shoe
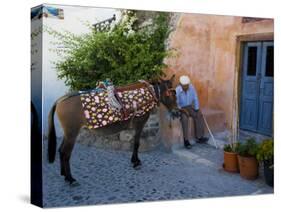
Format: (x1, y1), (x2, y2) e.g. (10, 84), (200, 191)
(184, 139), (192, 149)
(196, 137), (209, 144)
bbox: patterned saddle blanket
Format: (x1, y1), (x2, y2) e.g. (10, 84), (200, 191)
(80, 82), (158, 129)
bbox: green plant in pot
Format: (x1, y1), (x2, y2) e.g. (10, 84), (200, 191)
(256, 139), (274, 187)
(223, 142), (240, 173)
(236, 138), (259, 180)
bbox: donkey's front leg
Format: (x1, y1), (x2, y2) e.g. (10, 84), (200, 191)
(131, 132), (142, 168)
(131, 115), (149, 168)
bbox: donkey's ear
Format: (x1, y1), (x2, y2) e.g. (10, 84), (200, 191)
(159, 73), (167, 82)
(159, 77), (165, 82)
(149, 77), (161, 84)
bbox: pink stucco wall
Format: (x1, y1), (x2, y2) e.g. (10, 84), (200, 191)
(164, 13), (273, 131)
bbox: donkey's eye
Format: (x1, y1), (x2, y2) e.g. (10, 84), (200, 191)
(165, 90), (171, 96)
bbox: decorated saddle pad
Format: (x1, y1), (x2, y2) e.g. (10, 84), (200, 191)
(80, 86), (157, 129)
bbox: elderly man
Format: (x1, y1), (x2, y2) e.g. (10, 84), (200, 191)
(176, 75), (209, 149)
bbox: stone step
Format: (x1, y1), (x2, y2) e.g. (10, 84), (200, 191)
(159, 105), (228, 151)
(187, 108), (226, 139)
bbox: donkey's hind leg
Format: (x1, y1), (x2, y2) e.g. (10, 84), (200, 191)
(58, 138), (66, 176)
(56, 95), (85, 185)
(60, 133), (79, 185)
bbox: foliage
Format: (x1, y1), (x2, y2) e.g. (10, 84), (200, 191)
(236, 138), (259, 157)
(256, 139), (274, 162)
(46, 10), (172, 91)
(223, 142), (240, 153)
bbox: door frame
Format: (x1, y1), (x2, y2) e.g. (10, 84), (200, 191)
(233, 32), (274, 138)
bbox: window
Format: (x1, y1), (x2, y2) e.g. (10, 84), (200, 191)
(247, 47), (257, 76)
(265, 46), (273, 77)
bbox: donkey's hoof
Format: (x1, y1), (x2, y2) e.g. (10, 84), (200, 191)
(65, 177), (79, 186)
(69, 181), (80, 187)
(133, 160), (142, 169)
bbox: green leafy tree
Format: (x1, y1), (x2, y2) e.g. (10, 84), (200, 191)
(46, 10), (172, 91)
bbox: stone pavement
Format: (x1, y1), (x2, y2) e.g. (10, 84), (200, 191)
(42, 138), (273, 208)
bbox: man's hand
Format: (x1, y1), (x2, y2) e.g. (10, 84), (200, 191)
(179, 108), (190, 117)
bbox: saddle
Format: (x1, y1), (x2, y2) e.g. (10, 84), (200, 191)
(80, 80), (158, 129)
(114, 81), (157, 120)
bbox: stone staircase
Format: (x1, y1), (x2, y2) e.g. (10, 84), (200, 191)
(77, 108), (161, 152)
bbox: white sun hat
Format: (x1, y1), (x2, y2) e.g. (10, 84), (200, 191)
(179, 75), (190, 85)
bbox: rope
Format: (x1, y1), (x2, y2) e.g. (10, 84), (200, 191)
(129, 101), (138, 128)
(169, 112), (172, 128)
(106, 85), (122, 111)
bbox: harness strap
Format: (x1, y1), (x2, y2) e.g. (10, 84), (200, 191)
(113, 88), (129, 120)
(138, 80), (159, 104)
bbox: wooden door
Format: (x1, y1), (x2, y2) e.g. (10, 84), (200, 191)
(240, 41), (273, 136)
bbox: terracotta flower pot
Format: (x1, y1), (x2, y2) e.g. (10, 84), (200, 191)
(223, 151), (239, 173)
(238, 155), (259, 180)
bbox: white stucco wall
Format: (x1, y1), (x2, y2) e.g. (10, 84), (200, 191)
(31, 4), (121, 137)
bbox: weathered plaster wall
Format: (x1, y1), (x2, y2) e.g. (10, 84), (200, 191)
(164, 13), (273, 132)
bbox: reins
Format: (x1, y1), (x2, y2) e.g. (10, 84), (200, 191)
(156, 82), (177, 129)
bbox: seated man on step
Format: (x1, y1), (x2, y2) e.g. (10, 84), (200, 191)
(175, 75), (209, 149)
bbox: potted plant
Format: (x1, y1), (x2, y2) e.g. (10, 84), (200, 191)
(236, 138), (259, 180)
(223, 143), (240, 173)
(256, 139), (274, 187)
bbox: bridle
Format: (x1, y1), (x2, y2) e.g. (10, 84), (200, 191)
(152, 81), (175, 104)
(161, 82), (176, 102)
(152, 81), (178, 128)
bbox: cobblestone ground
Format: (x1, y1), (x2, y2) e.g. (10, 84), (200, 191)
(42, 139), (273, 208)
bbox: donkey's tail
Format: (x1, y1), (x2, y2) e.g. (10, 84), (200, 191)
(47, 92), (82, 163)
(48, 102), (57, 163)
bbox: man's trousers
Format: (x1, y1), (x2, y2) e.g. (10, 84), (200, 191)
(180, 106), (205, 140)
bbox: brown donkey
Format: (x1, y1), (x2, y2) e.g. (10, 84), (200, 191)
(48, 76), (177, 185)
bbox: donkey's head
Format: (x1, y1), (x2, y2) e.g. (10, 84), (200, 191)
(151, 74), (179, 116)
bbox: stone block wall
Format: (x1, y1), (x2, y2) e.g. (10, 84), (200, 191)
(77, 108), (161, 152)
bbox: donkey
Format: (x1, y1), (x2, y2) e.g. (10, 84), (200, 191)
(48, 75), (178, 185)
